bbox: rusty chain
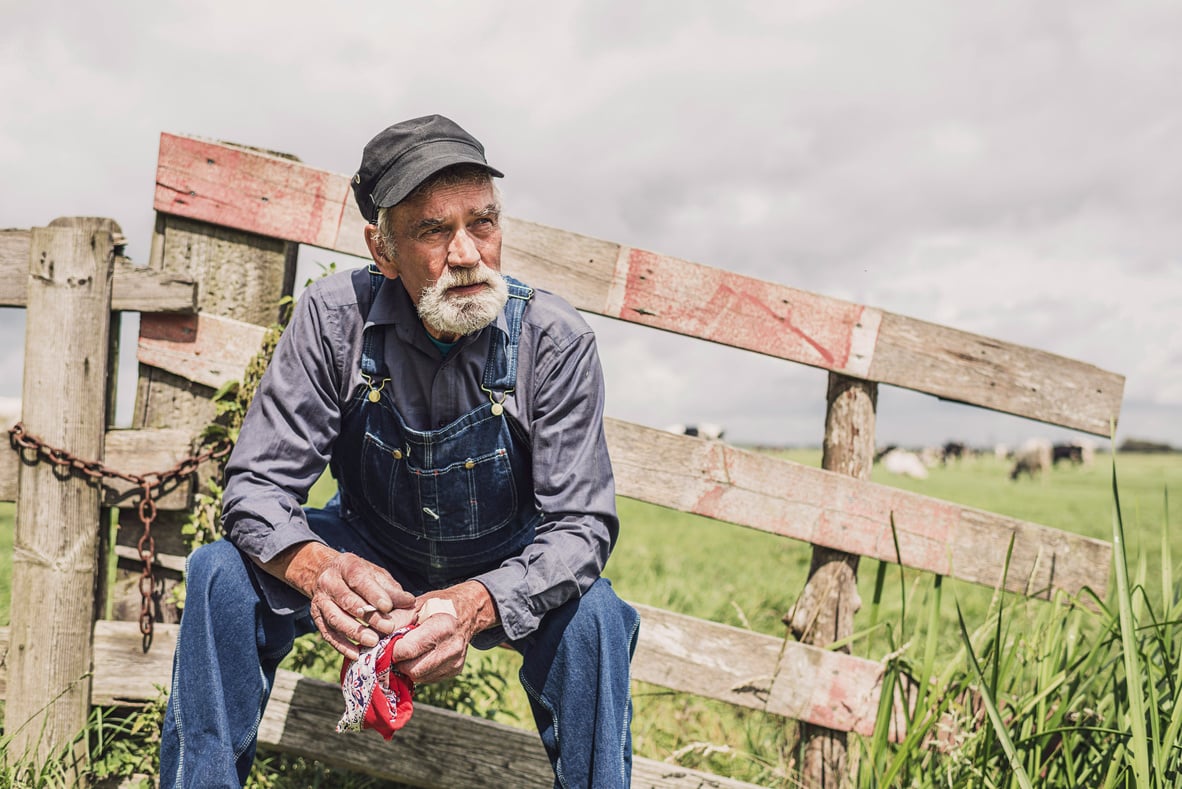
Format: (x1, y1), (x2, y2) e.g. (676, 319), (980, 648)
(7, 421), (232, 651)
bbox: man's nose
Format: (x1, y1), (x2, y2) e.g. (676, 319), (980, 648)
(447, 229), (480, 266)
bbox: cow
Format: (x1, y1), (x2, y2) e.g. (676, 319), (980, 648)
(941, 441), (967, 465)
(665, 422), (726, 441)
(1052, 443), (1084, 466)
(1010, 438), (1053, 480)
(876, 445), (930, 479)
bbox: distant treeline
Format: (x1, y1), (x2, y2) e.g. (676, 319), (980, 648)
(1117, 438), (1178, 453)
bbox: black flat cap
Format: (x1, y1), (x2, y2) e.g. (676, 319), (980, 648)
(352, 115), (504, 223)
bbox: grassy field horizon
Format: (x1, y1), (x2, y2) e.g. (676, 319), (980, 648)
(1, 449), (1179, 786)
(1, 449), (1178, 629)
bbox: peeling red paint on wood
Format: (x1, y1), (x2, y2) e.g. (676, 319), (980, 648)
(154, 134), (352, 250)
(619, 248), (867, 370)
(811, 476), (963, 573)
(148, 135), (1122, 434)
(692, 484), (728, 519)
(138, 312), (267, 390)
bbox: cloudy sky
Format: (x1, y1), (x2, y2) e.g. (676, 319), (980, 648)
(2, 1), (1179, 450)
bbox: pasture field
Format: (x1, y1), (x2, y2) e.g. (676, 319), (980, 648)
(4, 450), (1176, 630)
(0, 449), (1179, 786)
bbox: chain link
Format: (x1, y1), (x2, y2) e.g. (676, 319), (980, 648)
(8, 421), (232, 651)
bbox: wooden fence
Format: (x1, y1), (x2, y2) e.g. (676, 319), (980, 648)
(0, 133), (1123, 788)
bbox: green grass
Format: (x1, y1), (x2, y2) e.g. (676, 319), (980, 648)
(2, 452), (1180, 787)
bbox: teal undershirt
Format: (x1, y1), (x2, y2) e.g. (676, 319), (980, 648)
(427, 334), (457, 358)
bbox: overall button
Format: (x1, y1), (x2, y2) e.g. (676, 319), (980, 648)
(464, 459), (475, 469)
(391, 449), (403, 460)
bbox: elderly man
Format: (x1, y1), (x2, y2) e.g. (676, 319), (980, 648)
(159, 115), (640, 788)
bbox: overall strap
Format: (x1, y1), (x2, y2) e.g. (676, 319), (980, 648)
(481, 275), (534, 401)
(358, 265), (389, 380)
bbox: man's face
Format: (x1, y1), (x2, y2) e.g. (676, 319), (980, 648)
(376, 180), (506, 340)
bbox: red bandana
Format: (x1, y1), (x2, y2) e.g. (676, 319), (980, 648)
(336, 625), (416, 739)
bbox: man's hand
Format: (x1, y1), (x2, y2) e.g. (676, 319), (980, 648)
(258, 541), (416, 661)
(389, 581), (499, 684)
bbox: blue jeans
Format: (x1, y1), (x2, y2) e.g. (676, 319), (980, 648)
(159, 538), (640, 788)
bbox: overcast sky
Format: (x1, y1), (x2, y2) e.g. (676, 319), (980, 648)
(2, 1), (1179, 450)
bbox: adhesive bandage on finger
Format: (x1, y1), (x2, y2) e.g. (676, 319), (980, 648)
(417, 598), (457, 622)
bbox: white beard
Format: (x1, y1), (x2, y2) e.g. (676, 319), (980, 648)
(416, 264), (509, 338)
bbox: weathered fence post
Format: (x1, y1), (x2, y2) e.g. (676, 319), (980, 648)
(788, 373), (877, 787)
(111, 209), (297, 623)
(7, 217), (118, 773)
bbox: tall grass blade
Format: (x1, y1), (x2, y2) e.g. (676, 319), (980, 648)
(1109, 453), (1152, 787)
(955, 602), (1035, 789)
(1162, 488), (1173, 613)
(915, 574), (942, 714)
(869, 559), (887, 633)
(890, 513), (906, 624)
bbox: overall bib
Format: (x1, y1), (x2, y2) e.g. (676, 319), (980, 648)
(161, 270), (639, 789)
(330, 270), (542, 588)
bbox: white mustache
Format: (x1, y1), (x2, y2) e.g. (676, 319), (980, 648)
(434, 265), (495, 292)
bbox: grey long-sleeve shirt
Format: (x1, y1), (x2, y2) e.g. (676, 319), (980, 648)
(221, 268), (618, 643)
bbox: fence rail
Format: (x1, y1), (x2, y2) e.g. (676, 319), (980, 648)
(154, 132), (1124, 436)
(0, 129), (1126, 787)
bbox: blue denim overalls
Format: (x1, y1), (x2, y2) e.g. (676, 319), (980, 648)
(330, 269), (541, 588)
(161, 270), (639, 789)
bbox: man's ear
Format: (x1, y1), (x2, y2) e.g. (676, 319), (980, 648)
(363, 223), (398, 278)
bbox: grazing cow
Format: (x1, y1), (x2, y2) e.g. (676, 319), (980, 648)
(1010, 438), (1053, 480)
(1052, 443), (1084, 466)
(942, 441), (967, 464)
(665, 422), (726, 441)
(919, 446), (943, 468)
(1074, 438), (1097, 467)
(876, 446), (929, 479)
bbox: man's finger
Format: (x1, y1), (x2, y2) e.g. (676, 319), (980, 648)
(335, 556), (415, 613)
(316, 596), (380, 649)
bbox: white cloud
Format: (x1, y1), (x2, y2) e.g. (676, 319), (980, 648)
(2, 0), (1179, 448)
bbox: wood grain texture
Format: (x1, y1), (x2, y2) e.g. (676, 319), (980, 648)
(83, 315), (1118, 601)
(149, 133), (1124, 435)
(120, 290), (1109, 600)
(6, 218), (116, 764)
(0, 229), (31, 305)
(138, 312), (268, 390)
(631, 604), (903, 739)
(2, 613), (900, 740)
(607, 420), (1110, 600)
(154, 133), (365, 258)
(868, 312), (1123, 439)
(0, 622), (773, 789)
(119, 205), (296, 626)
(795, 375), (878, 787)
(1, 230), (197, 310)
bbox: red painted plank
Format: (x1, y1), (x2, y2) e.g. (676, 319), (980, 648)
(138, 312), (268, 390)
(611, 248), (881, 377)
(154, 133), (353, 250)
